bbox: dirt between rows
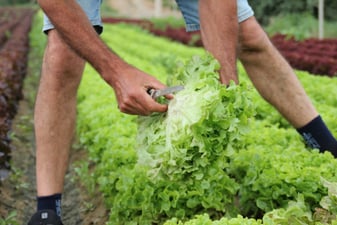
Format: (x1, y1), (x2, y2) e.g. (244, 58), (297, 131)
(0, 87), (108, 225)
(0, 48), (109, 224)
(0, 1), (181, 225)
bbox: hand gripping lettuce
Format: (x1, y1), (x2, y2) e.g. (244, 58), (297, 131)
(137, 54), (255, 178)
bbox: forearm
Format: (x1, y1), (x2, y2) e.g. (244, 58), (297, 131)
(199, 0), (238, 84)
(37, 0), (126, 85)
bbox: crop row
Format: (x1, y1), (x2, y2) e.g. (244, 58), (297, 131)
(271, 34), (337, 77)
(102, 17), (203, 47)
(0, 7), (31, 47)
(102, 17), (337, 77)
(74, 19), (337, 224)
(0, 7), (35, 174)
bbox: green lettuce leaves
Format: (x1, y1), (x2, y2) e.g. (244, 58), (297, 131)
(135, 54), (255, 220)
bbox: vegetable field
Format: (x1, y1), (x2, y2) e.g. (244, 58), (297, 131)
(0, 7), (34, 176)
(271, 34), (337, 77)
(102, 17), (337, 77)
(76, 17), (337, 225)
(1, 8), (337, 225)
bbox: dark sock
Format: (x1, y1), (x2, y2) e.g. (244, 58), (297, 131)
(37, 193), (62, 218)
(297, 115), (337, 157)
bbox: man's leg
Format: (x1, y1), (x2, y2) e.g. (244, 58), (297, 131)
(238, 17), (337, 155)
(34, 29), (85, 214)
(237, 17), (317, 127)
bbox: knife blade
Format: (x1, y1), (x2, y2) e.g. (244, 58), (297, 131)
(148, 85), (184, 99)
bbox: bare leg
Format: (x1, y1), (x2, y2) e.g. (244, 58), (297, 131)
(238, 17), (318, 128)
(34, 30), (85, 196)
(198, 7), (336, 154)
(199, 0), (239, 84)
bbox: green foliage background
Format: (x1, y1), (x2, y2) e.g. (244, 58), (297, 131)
(250, 0), (337, 25)
(0, 0), (34, 6)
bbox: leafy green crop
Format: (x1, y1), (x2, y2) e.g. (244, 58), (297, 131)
(90, 54), (256, 224)
(164, 214), (263, 225)
(75, 23), (337, 225)
(134, 54), (255, 222)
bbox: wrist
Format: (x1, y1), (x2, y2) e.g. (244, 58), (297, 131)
(219, 67), (238, 85)
(99, 56), (130, 86)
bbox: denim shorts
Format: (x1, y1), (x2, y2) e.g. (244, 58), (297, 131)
(175, 0), (254, 32)
(43, 0), (103, 34)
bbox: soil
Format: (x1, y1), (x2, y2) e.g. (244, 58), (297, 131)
(0, 1), (180, 225)
(0, 42), (109, 225)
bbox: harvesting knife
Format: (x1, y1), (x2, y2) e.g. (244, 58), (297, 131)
(148, 85), (184, 99)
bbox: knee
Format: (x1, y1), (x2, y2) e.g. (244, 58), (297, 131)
(46, 34), (83, 71)
(43, 31), (85, 87)
(237, 17), (272, 60)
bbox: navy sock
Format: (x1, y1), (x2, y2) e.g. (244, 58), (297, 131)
(37, 193), (62, 218)
(297, 115), (337, 157)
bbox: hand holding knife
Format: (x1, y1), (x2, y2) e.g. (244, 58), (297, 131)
(147, 85), (184, 99)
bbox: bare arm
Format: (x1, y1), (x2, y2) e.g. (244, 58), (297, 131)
(199, 0), (238, 84)
(37, 0), (168, 115)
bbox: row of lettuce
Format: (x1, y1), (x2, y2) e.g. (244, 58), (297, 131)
(0, 7), (35, 173)
(101, 17), (337, 77)
(75, 21), (337, 225)
(30, 12), (337, 225)
(26, 11), (337, 225)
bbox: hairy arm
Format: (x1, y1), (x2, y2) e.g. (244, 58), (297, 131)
(199, 0), (238, 84)
(37, 0), (168, 115)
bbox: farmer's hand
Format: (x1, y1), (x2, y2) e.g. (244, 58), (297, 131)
(108, 65), (169, 116)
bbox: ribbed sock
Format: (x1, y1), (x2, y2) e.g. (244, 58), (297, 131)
(297, 115), (337, 157)
(37, 193), (62, 218)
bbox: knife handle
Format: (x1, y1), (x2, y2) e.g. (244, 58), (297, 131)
(147, 88), (156, 99)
